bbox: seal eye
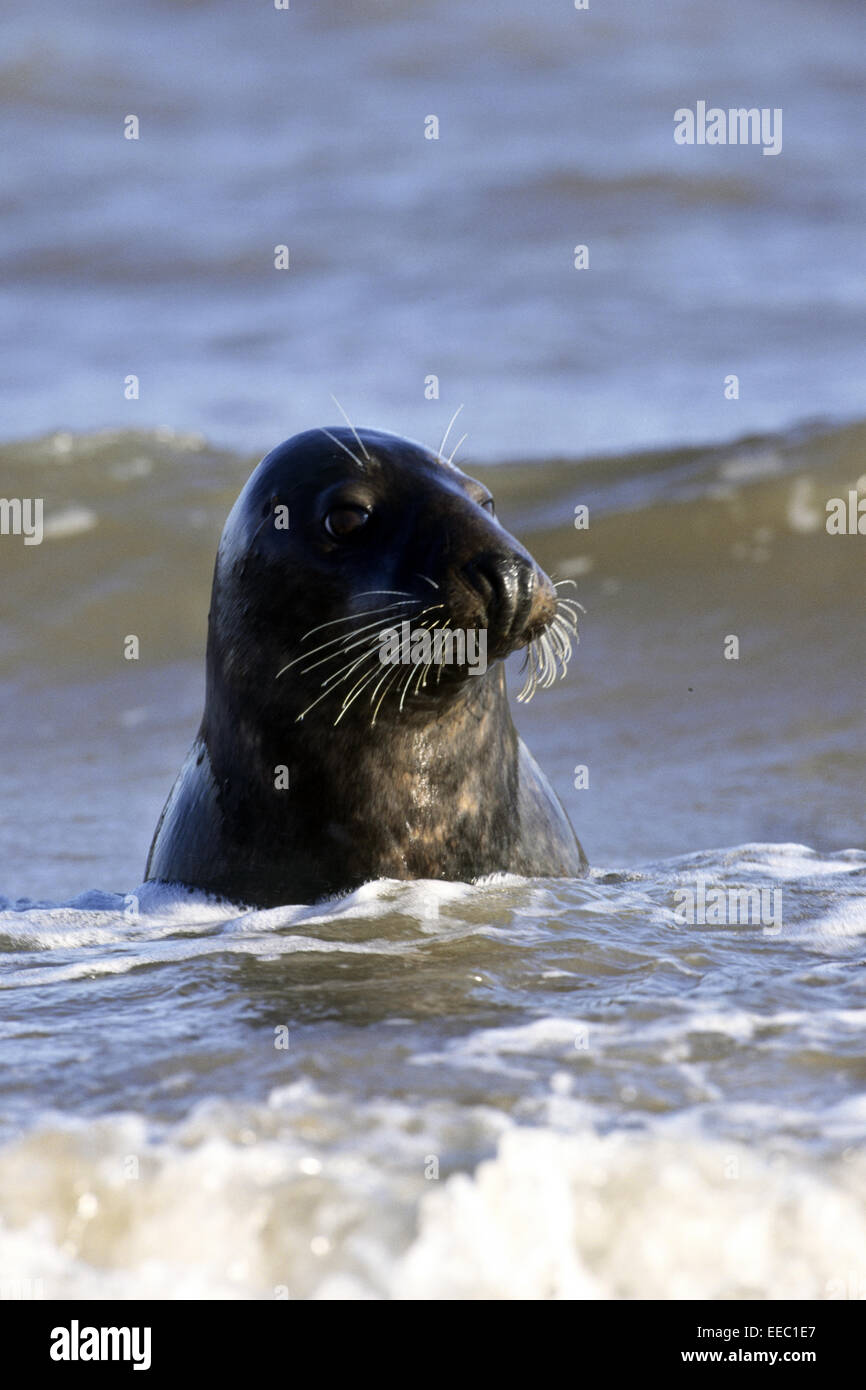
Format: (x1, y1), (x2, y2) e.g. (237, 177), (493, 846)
(324, 505), (370, 539)
(481, 496), (496, 516)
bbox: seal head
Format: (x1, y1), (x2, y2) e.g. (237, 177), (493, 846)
(146, 427), (587, 904)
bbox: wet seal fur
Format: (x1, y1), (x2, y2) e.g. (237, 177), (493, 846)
(146, 427), (587, 905)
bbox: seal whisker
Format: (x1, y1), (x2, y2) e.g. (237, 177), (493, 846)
(550, 636), (564, 682)
(331, 608), (446, 723)
(302, 603), (444, 674)
(544, 619), (569, 678)
(319, 645), (380, 692)
(527, 651), (542, 697)
(434, 619), (452, 685)
(315, 635), (388, 686)
(320, 640), (380, 687)
(338, 640), (406, 709)
(386, 614), (438, 712)
(515, 667), (534, 703)
(289, 604), (438, 672)
(438, 404), (464, 460)
(332, 651), (393, 723)
(363, 649), (406, 712)
(319, 427), (367, 472)
(397, 661), (419, 712)
(296, 678), (351, 722)
(285, 612), (416, 673)
(552, 617), (579, 646)
(417, 573), (440, 590)
(552, 605), (581, 633)
(360, 612), (444, 721)
(516, 637), (544, 703)
(293, 599), (416, 648)
(413, 654), (432, 695)
(299, 605), (447, 711)
(418, 619), (449, 692)
(297, 640), (386, 720)
(407, 616), (444, 699)
(553, 611), (577, 647)
(542, 633), (559, 687)
(554, 598), (584, 621)
(370, 663), (405, 727)
(329, 395), (370, 460)
(292, 598), (421, 647)
(446, 433), (468, 466)
(547, 619), (573, 669)
(516, 657), (531, 703)
(547, 622), (569, 675)
(547, 622), (569, 658)
(278, 617), (405, 680)
(553, 612), (580, 635)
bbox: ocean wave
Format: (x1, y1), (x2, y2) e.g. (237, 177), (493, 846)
(1, 418), (864, 678)
(1, 1094), (864, 1300)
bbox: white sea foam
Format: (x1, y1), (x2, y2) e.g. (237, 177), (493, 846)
(0, 1102), (864, 1301)
(1, 845), (864, 1299)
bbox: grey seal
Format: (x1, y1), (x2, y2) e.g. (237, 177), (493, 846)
(145, 427), (587, 905)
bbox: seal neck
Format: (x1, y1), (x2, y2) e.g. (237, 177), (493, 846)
(202, 664), (524, 896)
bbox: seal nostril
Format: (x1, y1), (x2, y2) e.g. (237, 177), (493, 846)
(463, 552), (533, 638)
(464, 555), (496, 608)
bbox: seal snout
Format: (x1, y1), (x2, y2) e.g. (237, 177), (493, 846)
(461, 550), (556, 655)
